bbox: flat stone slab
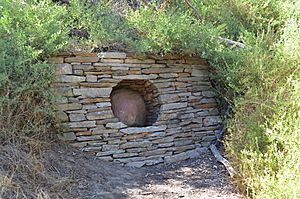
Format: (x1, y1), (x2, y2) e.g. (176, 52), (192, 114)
(120, 125), (167, 134)
(57, 75), (86, 83)
(161, 102), (188, 111)
(86, 110), (114, 120)
(120, 141), (152, 149)
(67, 121), (96, 128)
(65, 56), (99, 63)
(106, 122), (127, 129)
(74, 88), (112, 98)
(112, 74), (158, 80)
(98, 52), (127, 59)
(55, 64), (72, 75)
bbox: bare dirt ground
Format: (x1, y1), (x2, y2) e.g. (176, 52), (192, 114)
(46, 143), (243, 199)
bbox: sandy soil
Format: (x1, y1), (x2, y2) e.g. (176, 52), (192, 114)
(46, 143), (243, 199)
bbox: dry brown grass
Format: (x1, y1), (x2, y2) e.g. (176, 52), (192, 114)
(0, 102), (74, 199)
(0, 142), (74, 198)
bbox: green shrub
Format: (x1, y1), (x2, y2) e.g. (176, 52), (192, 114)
(126, 4), (223, 54)
(0, 0), (68, 140)
(66, 0), (132, 50)
(210, 2), (300, 197)
(0, 0), (70, 197)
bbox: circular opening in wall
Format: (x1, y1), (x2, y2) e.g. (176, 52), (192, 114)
(110, 80), (160, 127)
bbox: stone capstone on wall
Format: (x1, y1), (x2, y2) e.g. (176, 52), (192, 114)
(51, 52), (222, 167)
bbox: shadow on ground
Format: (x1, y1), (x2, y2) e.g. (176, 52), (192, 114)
(46, 143), (242, 199)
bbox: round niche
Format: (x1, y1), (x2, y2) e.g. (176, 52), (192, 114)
(110, 80), (160, 127)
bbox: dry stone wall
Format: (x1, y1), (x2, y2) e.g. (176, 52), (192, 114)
(51, 52), (222, 167)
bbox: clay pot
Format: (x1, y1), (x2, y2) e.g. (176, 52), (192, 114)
(111, 88), (147, 127)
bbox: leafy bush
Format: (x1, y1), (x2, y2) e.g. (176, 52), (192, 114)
(0, 0), (69, 197)
(199, 1), (300, 197)
(0, 0), (68, 140)
(126, 4), (224, 54)
(66, 0), (132, 50)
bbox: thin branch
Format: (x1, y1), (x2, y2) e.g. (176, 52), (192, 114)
(210, 144), (236, 177)
(218, 37), (246, 49)
(184, 0), (201, 20)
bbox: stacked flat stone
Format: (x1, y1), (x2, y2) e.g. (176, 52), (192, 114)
(51, 52), (222, 167)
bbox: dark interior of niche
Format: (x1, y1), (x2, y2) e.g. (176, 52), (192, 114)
(110, 79), (160, 127)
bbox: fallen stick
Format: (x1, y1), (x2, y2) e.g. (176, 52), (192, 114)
(218, 37), (246, 49)
(210, 144), (236, 177)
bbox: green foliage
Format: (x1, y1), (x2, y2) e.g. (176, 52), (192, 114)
(205, 1), (300, 197)
(0, 0), (68, 140)
(0, 1), (69, 196)
(126, 4), (224, 54)
(192, 0), (285, 40)
(66, 0), (132, 49)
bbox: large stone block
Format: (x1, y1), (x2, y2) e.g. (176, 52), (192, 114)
(112, 74), (158, 80)
(120, 141), (152, 149)
(122, 132), (149, 140)
(203, 116), (222, 127)
(57, 75), (86, 83)
(102, 144), (119, 151)
(164, 152), (188, 163)
(69, 113), (86, 122)
(113, 152), (138, 158)
(65, 56), (99, 63)
(81, 146), (102, 152)
(55, 64), (72, 75)
(86, 110), (114, 120)
(86, 75), (97, 82)
(55, 111), (69, 122)
(140, 148), (167, 157)
(120, 125), (167, 134)
(96, 150), (125, 156)
(101, 59), (124, 63)
(152, 136), (174, 144)
(98, 52), (126, 59)
(79, 82), (117, 88)
(142, 68), (183, 74)
(161, 102), (188, 111)
(97, 156), (113, 161)
(125, 58), (155, 64)
(74, 88), (112, 98)
(67, 121), (96, 128)
(106, 122), (127, 129)
(159, 73), (178, 78)
(145, 158), (164, 166)
(77, 135), (102, 141)
(96, 102), (111, 108)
